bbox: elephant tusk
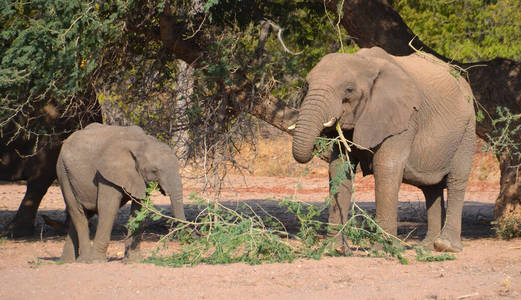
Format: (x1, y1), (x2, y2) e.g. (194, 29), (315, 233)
(323, 118), (336, 127)
(287, 124), (296, 131)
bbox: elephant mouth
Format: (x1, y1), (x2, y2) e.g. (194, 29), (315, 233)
(158, 185), (167, 196)
(321, 116), (354, 136)
(320, 126), (338, 136)
(317, 126), (355, 148)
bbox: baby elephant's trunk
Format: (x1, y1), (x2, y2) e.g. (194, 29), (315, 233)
(160, 168), (185, 221)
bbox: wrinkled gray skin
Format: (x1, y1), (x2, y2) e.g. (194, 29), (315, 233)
(292, 47), (475, 252)
(56, 123), (185, 263)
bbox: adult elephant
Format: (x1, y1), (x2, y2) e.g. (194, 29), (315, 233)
(291, 47), (476, 252)
(0, 127), (62, 238)
(56, 123), (186, 263)
(1, 105), (100, 238)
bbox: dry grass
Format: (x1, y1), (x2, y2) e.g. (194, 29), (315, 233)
(233, 132), (499, 183)
(232, 132), (329, 177)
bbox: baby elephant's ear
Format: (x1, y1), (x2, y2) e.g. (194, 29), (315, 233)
(97, 142), (146, 199)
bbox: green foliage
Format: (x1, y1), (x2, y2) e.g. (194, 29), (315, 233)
(476, 109), (485, 123)
(493, 216), (521, 239)
(0, 0), (355, 164)
(0, 0), (130, 138)
(126, 181), (163, 234)
(131, 139), (460, 267)
(27, 258), (44, 266)
(414, 246), (455, 262)
(395, 0), (521, 61)
(145, 199), (297, 267)
(139, 133), (471, 267)
(2, 0), (518, 163)
(483, 107), (521, 160)
(142, 194), (411, 267)
(313, 137), (335, 160)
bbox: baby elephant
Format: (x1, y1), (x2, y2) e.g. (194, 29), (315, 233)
(56, 123), (185, 263)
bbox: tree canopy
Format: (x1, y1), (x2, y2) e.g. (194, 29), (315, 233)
(395, 0), (521, 61)
(2, 0), (521, 228)
(0, 1), (129, 141)
(1, 0), (520, 160)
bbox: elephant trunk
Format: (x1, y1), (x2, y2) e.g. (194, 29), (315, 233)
(292, 89), (342, 164)
(160, 166), (185, 221)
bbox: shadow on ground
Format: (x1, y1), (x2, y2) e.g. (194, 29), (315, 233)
(0, 200), (495, 243)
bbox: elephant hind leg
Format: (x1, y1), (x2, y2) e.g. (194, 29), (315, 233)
(61, 216), (79, 263)
(4, 176), (55, 238)
(421, 184), (446, 249)
(124, 198), (145, 262)
(88, 179), (123, 263)
(58, 172), (90, 262)
(434, 123), (475, 252)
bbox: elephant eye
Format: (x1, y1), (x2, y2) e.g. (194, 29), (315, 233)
(343, 87), (354, 103)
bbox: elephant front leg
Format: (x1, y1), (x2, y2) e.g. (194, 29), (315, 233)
(327, 146), (357, 251)
(373, 135), (411, 237)
(373, 166), (402, 237)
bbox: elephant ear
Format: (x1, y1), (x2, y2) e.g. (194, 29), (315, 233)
(97, 141), (146, 199)
(353, 53), (424, 149)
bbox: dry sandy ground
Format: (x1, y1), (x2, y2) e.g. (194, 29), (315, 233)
(1, 175), (521, 299)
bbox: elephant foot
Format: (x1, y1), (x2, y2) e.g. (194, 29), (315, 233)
(433, 237), (462, 253)
(420, 235), (438, 250)
(420, 241), (436, 251)
(60, 251), (76, 263)
(61, 256), (75, 263)
(333, 244), (350, 255)
(76, 255), (91, 263)
(327, 233), (350, 255)
(76, 254), (107, 263)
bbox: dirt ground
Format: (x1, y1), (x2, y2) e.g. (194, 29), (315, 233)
(1, 168), (521, 299)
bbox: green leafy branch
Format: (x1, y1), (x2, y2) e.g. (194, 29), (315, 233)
(484, 106), (521, 160)
(126, 182), (163, 234)
(128, 125), (456, 266)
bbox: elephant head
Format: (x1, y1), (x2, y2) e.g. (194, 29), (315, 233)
(292, 47), (424, 163)
(97, 135), (185, 220)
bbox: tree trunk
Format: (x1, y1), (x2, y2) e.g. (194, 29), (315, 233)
(326, 0), (521, 227)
